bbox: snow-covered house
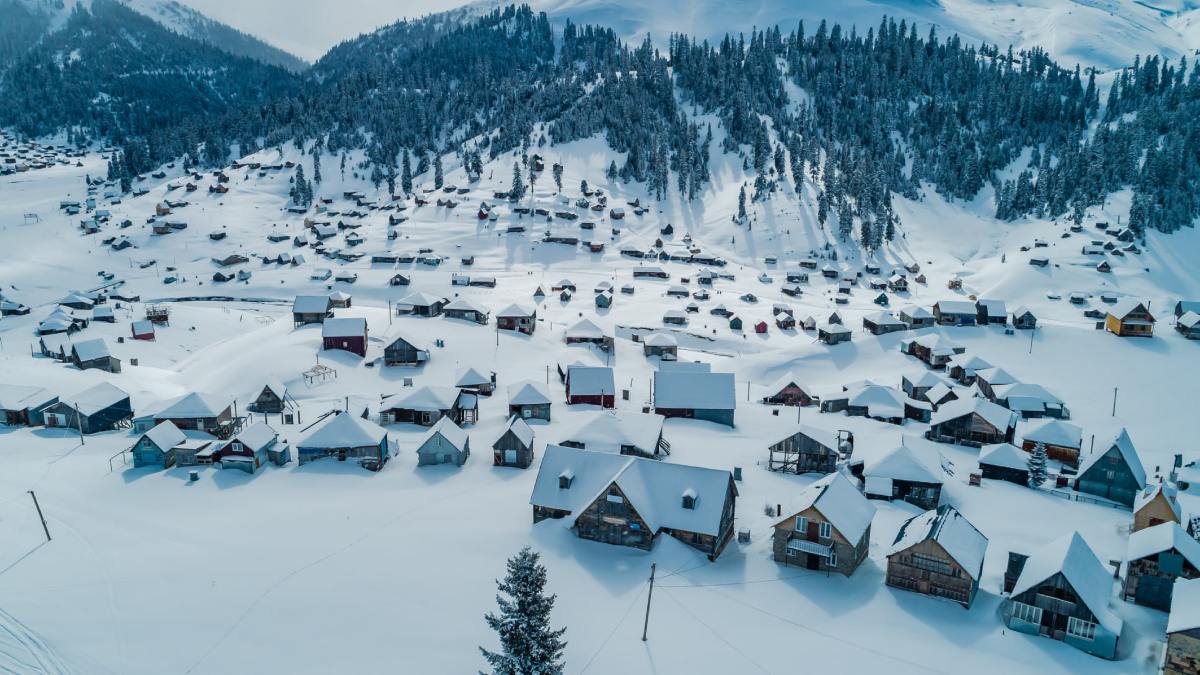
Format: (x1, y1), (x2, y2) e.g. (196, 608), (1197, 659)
(1003, 532), (1122, 659)
(247, 379), (291, 414)
(383, 333), (429, 366)
(1165, 578), (1200, 674)
(0, 385), (58, 427)
(296, 412), (390, 470)
(493, 415), (534, 468)
(898, 305), (934, 328)
(990, 382), (1068, 419)
(380, 386), (474, 426)
(766, 425), (842, 475)
(863, 311), (906, 335)
(1122, 523), (1200, 611)
(886, 505), (987, 608)
(559, 411), (668, 459)
(508, 381), (552, 421)
(396, 292), (447, 317)
(415, 417), (470, 467)
(41, 382), (132, 434)
(213, 422), (285, 472)
(817, 322), (852, 345)
(1020, 419), (1083, 467)
(455, 367), (496, 396)
(1105, 299), (1155, 337)
(761, 371), (815, 407)
(932, 300), (978, 326)
(947, 354), (992, 385)
(131, 421), (188, 469)
(1012, 306), (1038, 329)
(70, 338), (120, 373)
(496, 304), (537, 334)
(642, 332), (678, 358)
(975, 299), (1008, 325)
(564, 365), (615, 408)
(321, 317), (368, 357)
(1074, 429), (1146, 507)
(977, 443), (1030, 486)
(652, 371), (735, 427)
(772, 473), (875, 576)
(854, 444), (943, 509)
(151, 393), (237, 439)
(900, 333), (966, 369)
(1134, 481), (1182, 533)
(926, 398), (1018, 447)
(444, 298), (489, 325)
(292, 295), (333, 326)
(530, 445), (738, 560)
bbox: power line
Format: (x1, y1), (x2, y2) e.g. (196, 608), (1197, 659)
(660, 588), (773, 675)
(577, 585), (645, 675)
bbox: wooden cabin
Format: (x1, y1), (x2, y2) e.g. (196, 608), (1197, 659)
(508, 381), (552, 422)
(41, 383), (132, 434)
(1105, 300), (1155, 337)
(767, 425), (844, 475)
(322, 318), (368, 358)
(292, 295), (333, 326)
(1021, 419), (1083, 467)
(855, 445), (943, 510)
(1122, 523), (1200, 611)
(772, 473), (875, 576)
(1133, 481), (1182, 533)
(493, 416), (534, 468)
(380, 386), (473, 427)
(886, 505), (986, 608)
(761, 373), (815, 407)
(415, 417), (471, 467)
(652, 371), (735, 427)
(1164, 579), (1200, 675)
(926, 398), (1018, 447)
(1074, 429), (1146, 507)
(152, 392), (237, 439)
(497, 304), (537, 334)
(978, 443), (1030, 486)
(564, 366), (616, 408)
(296, 412), (390, 470)
(383, 334), (430, 366)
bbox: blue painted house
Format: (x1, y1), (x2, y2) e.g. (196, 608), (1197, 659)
(1074, 429), (1146, 507)
(131, 421), (187, 468)
(297, 412), (390, 470)
(1003, 532), (1122, 659)
(41, 382), (133, 434)
(933, 300), (978, 326)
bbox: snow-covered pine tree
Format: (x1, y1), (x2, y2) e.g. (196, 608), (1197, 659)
(579, 179), (589, 195)
(480, 547), (566, 675)
(433, 154), (444, 189)
(737, 185), (747, 222)
(1027, 442), (1048, 488)
(606, 161), (618, 181)
(510, 162), (526, 201)
(312, 148), (322, 187)
(552, 162), (563, 192)
(401, 151), (413, 195)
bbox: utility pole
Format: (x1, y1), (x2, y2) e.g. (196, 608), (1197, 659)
(1111, 387), (1118, 417)
(28, 491), (50, 542)
(641, 563), (656, 642)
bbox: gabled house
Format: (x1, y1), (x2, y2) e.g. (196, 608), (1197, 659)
(1074, 428), (1146, 507)
(1134, 481), (1182, 533)
(932, 300), (978, 326)
(978, 443), (1031, 486)
(131, 421), (188, 468)
(900, 333), (966, 369)
(642, 332), (678, 358)
(1122, 523), (1200, 611)
(444, 298), (489, 325)
(947, 354), (992, 385)
(380, 386), (474, 426)
(1164, 578), (1200, 675)
(0, 385), (58, 426)
(817, 323), (852, 345)
(41, 382), (132, 434)
(1012, 306), (1037, 329)
(975, 299), (1007, 325)
(564, 366), (615, 408)
(152, 393), (237, 439)
(1003, 532), (1122, 659)
(213, 422), (285, 471)
(415, 416), (471, 467)
(530, 445), (738, 560)
(508, 381), (552, 422)
(990, 382), (1068, 419)
(652, 371), (736, 427)
(455, 367), (496, 396)
(1105, 299), (1155, 337)
(497, 304), (537, 334)
(559, 411), (668, 459)
(1176, 311), (1200, 340)
(767, 425), (843, 475)
(296, 412), (390, 470)
(854, 444), (943, 509)
(396, 292), (447, 317)
(292, 295), (333, 326)
(564, 318), (608, 346)
(383, 333), (429, 366)
(761, 371), (815, 407)
(886, 505), (987, 608)
(493, 415), (535, 468)
(70, 338), (121, 373)
(863, 311), (906, 335)
(321, 317), (368, 357)
(1020, 419), (1083, 467)
(926, 398), (1018, 447)
(772, 473), (875, 576)
(247, 380), (292, 414)
(898, 305), (934, 328)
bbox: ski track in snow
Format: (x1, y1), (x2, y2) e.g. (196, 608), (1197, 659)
(0, 606), (72, 675)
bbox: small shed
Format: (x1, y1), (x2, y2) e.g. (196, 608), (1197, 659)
(416, 417), (470, 467)
(493, 415), (535, 468)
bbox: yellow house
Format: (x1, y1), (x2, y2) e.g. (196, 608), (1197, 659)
(1134, 481), (1181, 533)
(1106, 300), (1155, 337)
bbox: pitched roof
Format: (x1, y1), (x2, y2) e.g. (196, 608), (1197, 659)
(978, 443), (1029, 471)
(1078, 428), (1146, 487)
(1126, 523), (1200, 569)
(142, 421), (186, 452)
(1011, 532), (1122, 634)
(0, 385), (55, 411)
(455, 367), (492, 388)
(1109, 299), (1152, 321)
(643, 332), (678, 347)
(1168, 578), (1200, 633)
(322, 317), (366, 338)
(561, 411), (664, 455)
(889, 505), (987, 581)
(398, 292), (446, 307)
(418, 416), (468, 453)
(497, 303), (535, 318)
(865, 445), (942, 485)
(155, 392), (231, 419)
(653, 371), (735, 410)
(1021, 419), (1082, 449)
(298, 412), (387, 449)
(565, 318), (606, 339)
(292, 295), (331, 313)
(1134, 481), (1180, 520)
(935, 300), (977, 315)
(68, 382), (129, 415)
(229, 422), (278, 452)
(775, 473), (875, 543)
(930, 397), (1017, 432)
(500, 415), (535, 448)
(71, 338), (111, 362)
(567, 366), (615, 396)
(382, 386), (459, 412)
(445, 298), (486, 313)
(508, 381), (551, 406)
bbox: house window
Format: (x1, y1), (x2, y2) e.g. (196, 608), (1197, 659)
(606, 494), (624, 504)
(558, 475), (573, 489)
(232, 442), (243, 452)
(681, 495), (696, 509)
(819, 522), (832, 539)
(828, 550), (837, 567)
(1066, 617), (1096, 641)
(1010, 601), (1043, 625)
(794, 516), (807, 532)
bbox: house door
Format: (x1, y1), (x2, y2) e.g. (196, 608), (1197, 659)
(1136, 574), (1175, 611)
(805, 554), (822, 570)
(504, 450), (517, 465)
(46, 413), (66, 428)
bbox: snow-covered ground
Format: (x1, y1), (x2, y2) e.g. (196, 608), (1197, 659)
(0, 132), (1198, 674)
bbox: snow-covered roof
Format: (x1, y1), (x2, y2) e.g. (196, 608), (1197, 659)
(455, 367), (492, 388)
(930, 397), (1017, 432)
(445, 298), (486, 314)
(68, 382), (129, 415)
(231, 422), (278, 453)
(903, 332), (964, 355)
(935, 300), (976, 315)
(0, 385), (55, 411)
(775, 473), (875, 543)
(565, 318), (605, 339)
(817, 322), (851, 335)
(866, 445), (942, 485)
(155, 392), (231, 419)
(1179, 311), (1200, 329)
(322, 317), (366, 338)
(262, 378), (287, 400)
(975, 366), (1018, 386)
(501, 415), (535, 448)
(561, 411), (664, 455)
(1078, 428), (1146, 488)
(292, 295), (330, 313)
(418, 416), (468, 452)
(1126, 523), (1200, 569)
(530, 445), (734, 537)
(977, 299), (1006, 317)
(1011, 532), (1122, 634)
(992, 382), (1064, 408)
(978, 443), (1029, 471)
(382, 386), (459, 412)
(142, 421), (186, 452)
(904, 370), (949, 389)
(497, 303), (534, 318)
(399, 292), (446, 307)
(864, 310), (904, 326)
(1021, 419), (1082, 449)
(643, 332), (678, 347)
(653, 371), (735, 410)
(567, 366), (615, 396)
(71, 338), (111, 362)
(298, 412), (387, 449)
(1134, 481), (1180, 520)
(900, 305), (933, 319)
(508, 381), (551, 406)
(1109, 298), (1151, 320)
(889, 505), (987, 582)
(1168, 578), (1200, 633)
(846, 384), (908, 419)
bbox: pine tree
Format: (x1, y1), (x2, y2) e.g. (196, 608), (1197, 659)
(579, 179), (589, 195)
(401, 151), (413, 195)
(606, 161), (618, 181)
(737, 185), (747, 222)
(838, 203), (853, 241)
(1027, 442), (1048, 488)
(552, 162), (563, 192)
(312, 149), (322, 187)
(510, 162), (526, 201)
(433, 153), (444, 189)
(480, 547), (566, 675)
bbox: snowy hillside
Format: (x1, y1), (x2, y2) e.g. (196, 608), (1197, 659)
(487, 0), (1200, 70)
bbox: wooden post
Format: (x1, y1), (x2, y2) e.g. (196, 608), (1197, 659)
(641, 563), (656, 642)
(28, 491), (50, 542)
(1111, 387), (1118, 417)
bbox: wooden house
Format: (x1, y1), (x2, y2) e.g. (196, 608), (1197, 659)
(415, 417), (470, 467)
(900, 333), (966, 369)
(652, 371), (735, 427)
(886, 505), (987, 608)
(69, 338), (120, 373)
(455, 367), (496, 396)
(296, 412), (390, 470)
(397, 292), (447, 317)
(642, 332), (678, 358)
(565, 366), (615, 408)
(1003, 532), (1122, 659)
(383, 333), (430, 366)
(854, 444), (943, 509)
(1012, 306), (1037, 329)
(559, 411), (668, 459)
(863, 311), (906, 335)
(497, 304), (537, 334)
(1164, 578), (1200, 675)
(978, 443), (1030, 485)
(899, 305), (935, 328)
(932, 300), (978, 326)
(761, 372), (815, 407)
(975, 299), (1008, 325)
(41, 383), (132, 434)
(131, 421), (188, 468)
(380, 386), (473, 426)
(1105, 300), (1155, 337)
(926, 398), (1018, 447)
(508, 381), (552, 421)
(1176, 311), (1200, 340)
(292, 295), (333, 326)
(322, 317), (368, 357)
(152, 392), (237, 439)
(444, 299), (489, 325)
(817, 323), (852, 345)
(1134, 481), (1182, 533)
(213, 423), (285, 472)
(493, 415), (534, 468)
(530, 445), (738, 560)
(0, 385), (57, 426)
(1021, 419), (1083, 467)
(1122, 523), (1200, 611)
(1074, 429), (1146, 507)
(767, 425), (843, 475)
(772, 473), (875, 576)
(564, 318), (608, 347)
(247, 380), (292, 414)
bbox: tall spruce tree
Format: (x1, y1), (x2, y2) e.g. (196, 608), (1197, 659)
(510, 162), (526, 201)
(1027, 442), (1048, 488)
(401, 151), (413, 195)
(433, 153), (444, 189)
(480, 547), (566, 675)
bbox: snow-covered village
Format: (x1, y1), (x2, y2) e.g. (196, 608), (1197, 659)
(2, 1), (1200, 674)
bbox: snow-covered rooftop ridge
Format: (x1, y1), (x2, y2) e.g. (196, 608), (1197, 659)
(777, 472), (875, 544)
(866, 445), (942, 485)
(889, 505), (987, 582)
(1078, 428), (1146, 488)
(1011, 532), (1122, 634)
(298, 412), (386, 449)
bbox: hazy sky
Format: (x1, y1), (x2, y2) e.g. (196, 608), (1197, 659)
(178, 0), (470, 61)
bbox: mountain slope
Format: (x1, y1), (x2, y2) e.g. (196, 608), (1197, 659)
(123, 0), (307, 71)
